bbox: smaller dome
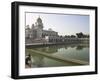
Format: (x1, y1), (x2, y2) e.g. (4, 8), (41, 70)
(37, 16), (42, 23)
(31, 24), (35, 29)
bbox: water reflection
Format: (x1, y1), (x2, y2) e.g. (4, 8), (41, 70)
(25, 44), (89, 68)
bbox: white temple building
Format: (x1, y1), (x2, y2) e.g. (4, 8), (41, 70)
(25, 17), (59, 43)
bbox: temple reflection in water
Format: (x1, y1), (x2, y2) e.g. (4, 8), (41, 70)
(25, 44), (89, 68)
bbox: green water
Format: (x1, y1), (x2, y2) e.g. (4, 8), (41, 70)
(26, 44), (89, 68)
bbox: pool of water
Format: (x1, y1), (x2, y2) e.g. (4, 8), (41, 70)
(25, 44), (89, 68)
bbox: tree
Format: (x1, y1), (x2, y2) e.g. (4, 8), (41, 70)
(71, 35), (76, 38)
(76, 32), (84, 38)
(64, 35), (68, 38)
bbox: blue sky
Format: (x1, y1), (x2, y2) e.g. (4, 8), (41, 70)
(26, 12), (89, 36)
